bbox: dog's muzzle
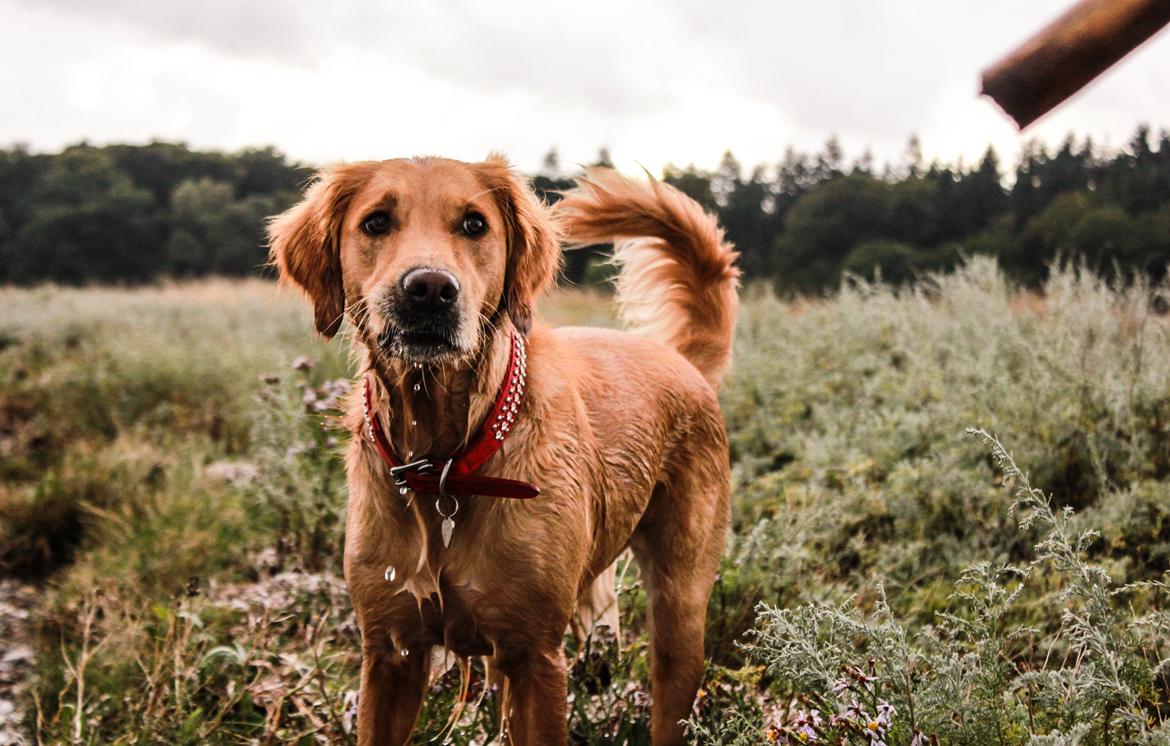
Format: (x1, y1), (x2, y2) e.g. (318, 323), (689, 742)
(376, 267), (462, 358)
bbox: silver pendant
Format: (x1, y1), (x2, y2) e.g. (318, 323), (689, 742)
(435, 461), (459, 549)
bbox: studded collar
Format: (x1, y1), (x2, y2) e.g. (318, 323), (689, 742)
(361, 332), (540, 500)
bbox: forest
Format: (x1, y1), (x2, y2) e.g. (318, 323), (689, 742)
(2, 125), (1169, 289)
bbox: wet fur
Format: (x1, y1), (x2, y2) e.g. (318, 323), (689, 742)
(268, 156), (738, 745)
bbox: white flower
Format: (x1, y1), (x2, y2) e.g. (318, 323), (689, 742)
(784, 709), (822, 742)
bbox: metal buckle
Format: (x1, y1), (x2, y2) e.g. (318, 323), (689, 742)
(388, 458), (434, 488)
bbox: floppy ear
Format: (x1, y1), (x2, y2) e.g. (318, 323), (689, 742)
(267, 166), (369, 339)
(477, 155), (562, 334)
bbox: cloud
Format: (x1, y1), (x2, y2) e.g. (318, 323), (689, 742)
(335, 1), (694, 117)
(15, 0), (692, 116)
(19, 0), (319, 64)
(1, 0), (1169, 175)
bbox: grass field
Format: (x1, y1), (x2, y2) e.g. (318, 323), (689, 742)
(3, 259), (1170, 744)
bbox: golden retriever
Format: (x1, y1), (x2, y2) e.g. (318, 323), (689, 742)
(268, 155), (738, 745)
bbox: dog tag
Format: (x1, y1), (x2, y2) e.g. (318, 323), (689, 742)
(441, 517), (454, 547)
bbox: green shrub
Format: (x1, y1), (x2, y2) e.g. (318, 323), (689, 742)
(843, 239), (929, 285)
(688, 432), (1170, 744)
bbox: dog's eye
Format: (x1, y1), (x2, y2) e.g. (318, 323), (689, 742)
(460, 212), (487, 238)
(362, 212), (392, 236)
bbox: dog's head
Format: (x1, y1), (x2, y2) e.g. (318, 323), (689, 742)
(268, 155), (559, 363)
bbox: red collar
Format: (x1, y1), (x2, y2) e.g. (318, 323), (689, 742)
(361, 332), (539, 500)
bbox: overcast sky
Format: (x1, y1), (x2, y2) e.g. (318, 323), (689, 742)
(2, 0), (1168, 176)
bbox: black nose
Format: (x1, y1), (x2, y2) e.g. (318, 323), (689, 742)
(401, 268), (460, 309)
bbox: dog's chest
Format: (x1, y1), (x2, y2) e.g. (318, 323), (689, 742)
(347, 457), (583, 654)
(394, 571), (497, 657)
(361, 524), (511, 656)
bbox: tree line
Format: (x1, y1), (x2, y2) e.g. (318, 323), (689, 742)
(0, 143), (309, 284)
(2, 128), (1169, 290)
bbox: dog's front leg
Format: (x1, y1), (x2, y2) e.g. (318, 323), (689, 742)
(357, 635), (431, 746)
(497, 644), (569, 745)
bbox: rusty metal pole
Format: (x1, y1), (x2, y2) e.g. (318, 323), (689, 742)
(981, 0), (1170, 129)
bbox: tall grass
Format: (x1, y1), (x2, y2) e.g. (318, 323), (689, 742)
(2, 259), (1169, 743)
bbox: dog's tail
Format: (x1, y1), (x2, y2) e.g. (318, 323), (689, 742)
(557, 168), (740, 390)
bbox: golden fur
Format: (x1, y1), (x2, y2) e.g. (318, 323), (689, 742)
(268, 155), (738, 745)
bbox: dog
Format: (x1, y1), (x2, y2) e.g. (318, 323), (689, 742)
(268, 155), (738, 745)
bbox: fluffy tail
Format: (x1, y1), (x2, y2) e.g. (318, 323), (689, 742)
(557, 169), (740, 389)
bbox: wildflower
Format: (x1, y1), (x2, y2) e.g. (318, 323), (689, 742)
(791, 709), (820, 742)
(839, 664), (876, 688)
(341, 689), (358, 734)
(861, 703), (893, 745)
(291, 356), (315, 371)
(911, 732), (929, 746)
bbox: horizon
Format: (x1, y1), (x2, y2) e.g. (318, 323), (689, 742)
(4, 124), (1167, 185)
(2, 126), (1163, 194)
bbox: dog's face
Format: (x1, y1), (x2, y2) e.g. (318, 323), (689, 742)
(269, 156), (559, 363)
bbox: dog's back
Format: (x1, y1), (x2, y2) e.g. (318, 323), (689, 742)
(552, 174), (738, 744)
